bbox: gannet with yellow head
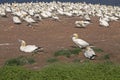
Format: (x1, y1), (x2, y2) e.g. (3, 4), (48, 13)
(72, 33), (89, 48)
(19, 39), (43, 53)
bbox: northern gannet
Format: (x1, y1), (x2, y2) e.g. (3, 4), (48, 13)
(75, 21), (90, 28)
(19, 40), (43, 53)
(13, 16), (21, 24)
(52, 15), (60, 21)
(23, 15), (36, 26)
(72, 33), (89, 48)
(84, 46), (96, 60)
(84, 14), (91, 21)
(99, 17), (109, 27)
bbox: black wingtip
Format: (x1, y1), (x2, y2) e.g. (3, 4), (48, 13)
(90, 55), (96, 60)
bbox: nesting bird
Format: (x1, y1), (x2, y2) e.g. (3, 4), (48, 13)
(72, 33), (89, 48)
(84, 14), (91, 21)
(13, 16), (21, 24)
(23, 15), (36, 26)
(99, 17), (109, 27)
(34, 13), (42, 21)
(19, 39), (43, 53)
(83, 46), (96, 60)
(75, 21), (90, 28)
(52, 15), (60, 21)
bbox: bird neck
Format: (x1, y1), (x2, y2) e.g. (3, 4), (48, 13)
(75, 36), (78, 39)
(21, 41), (26, 47)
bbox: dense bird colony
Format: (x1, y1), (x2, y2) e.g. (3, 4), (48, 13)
(0, 1), (120, 27)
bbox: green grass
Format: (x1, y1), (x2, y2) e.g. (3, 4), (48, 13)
(0, 62), (120, 80)
(47, 57), (59, 63)
(54, 48), (82, 58)
(103, 54), (110, 60)
(4, 56), (35, 66)
(93, 47), (104, 53)
(73, 59), (81, 63)
(54, 49), (71, 58)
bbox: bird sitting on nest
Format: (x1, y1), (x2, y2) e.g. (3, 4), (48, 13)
(83, 46), (96, 60)
(72, 33), (89, 49)
(18, 39), (43, 53)
(75, 21), (90, 28)
(22, 15), (36, 27)
(13, 16), (22, 24)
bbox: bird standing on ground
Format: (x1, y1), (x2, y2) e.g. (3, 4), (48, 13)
(19, 39), (43, 53)
(72, 33), (89, 48)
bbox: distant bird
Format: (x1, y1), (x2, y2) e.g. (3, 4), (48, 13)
(72, 33), (89, 49)
(52, 15), (60, 21)
(34, 13), (42, 21)
(84, 14), (91, 21)
(84, 46), (96, 60)
(75, 21), (90, 28)
(13, 16), (21, 24)
(23, 15), (36, 26)
(18, 39), (43, 53)
(99, 17), (109, 27)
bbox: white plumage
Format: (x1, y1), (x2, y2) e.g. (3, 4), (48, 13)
(84, 14), (91, 21)
(99, 17), (109, 27)
(72, 33), (89, 48)
(19, 40), (43, 53)
(75, 21), (90, 28)
(84, 46), (96, 59)
(52, 15), (60, 21)
(13, 16), (21, 24)
(23, 15), (36, 23)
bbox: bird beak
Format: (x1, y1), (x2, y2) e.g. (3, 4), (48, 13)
(18, 39), (22, 42)
(70, 35), (72, 38)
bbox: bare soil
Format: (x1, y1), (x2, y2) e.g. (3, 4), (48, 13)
(0, 14), (120, 69)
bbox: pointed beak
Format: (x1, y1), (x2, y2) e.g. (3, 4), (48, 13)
(18, 39), (22, 42)
(70, 35), (72, 38)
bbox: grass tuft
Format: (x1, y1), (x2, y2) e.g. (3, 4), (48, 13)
(47, 57), (59, 63)
(4, 56), (35, 66)
(103, 54), (110, 60)
(93, 47), (104, 53)
(54, 49), (71, 58)
(54, 47), (82, 58)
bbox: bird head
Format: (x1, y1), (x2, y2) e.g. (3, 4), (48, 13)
(86, 46), (95, 50)
(18, 39), (26, 47)
(73, 33), (79, 39)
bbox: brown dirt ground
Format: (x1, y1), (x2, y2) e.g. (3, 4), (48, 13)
(0, 14), (120, 69)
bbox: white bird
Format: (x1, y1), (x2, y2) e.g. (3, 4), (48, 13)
(34, 13), (42, 21)
(84, 46), (96, 60)
(19, 39), (43, 53)
(13, 16), (21, 24)
(52, 15), (60, 21)
(23, 15), (36, 26)
(72, 33), (89, 48)
(99, 17), (109, 27)
(75, 21), (90, 28)
(84, 14), (91, 21)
